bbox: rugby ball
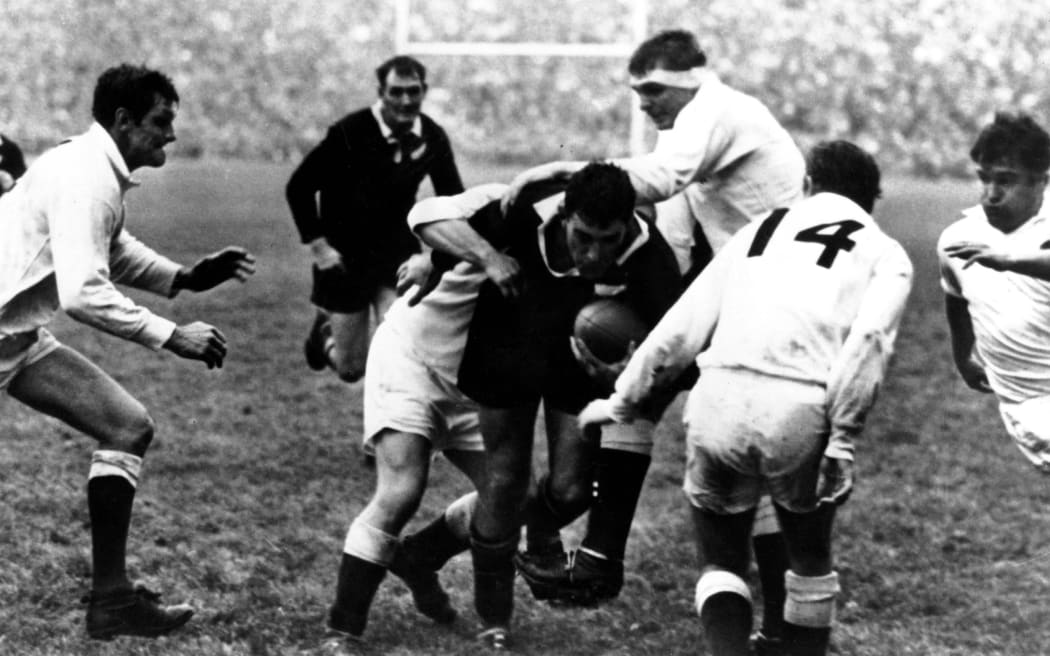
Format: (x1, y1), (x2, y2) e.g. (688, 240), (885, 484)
(573, 298), (648, 363)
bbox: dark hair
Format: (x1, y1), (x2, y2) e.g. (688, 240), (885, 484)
(628, 30), (707, 76)
(969, 111), (1050, 174)
(91, 64), (178, 128)
(806, 140), (882, 213)
(564, 162), (636, 228)
(375, 55), (427, 87)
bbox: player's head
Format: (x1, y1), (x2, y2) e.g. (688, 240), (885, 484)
(969, 111), (1050, 232)
(805, 140), (882, 213)
(375, 55), (428, 130)
(562, 162), (637, 279)
(628, 30), (706, 130)
(92, 64), (179, 170)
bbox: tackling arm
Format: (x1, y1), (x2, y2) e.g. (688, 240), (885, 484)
(943, 240), (1050, 281)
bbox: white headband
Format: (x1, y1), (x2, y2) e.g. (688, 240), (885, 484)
(630, 66), (705, 89)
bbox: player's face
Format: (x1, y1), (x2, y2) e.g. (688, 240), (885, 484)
(120, 94), (177, 170)
(631, 82), (695, 130)
(378, 70), (427, 130)
(976, 157), (1048, 233)
(564, 212), (629, 279)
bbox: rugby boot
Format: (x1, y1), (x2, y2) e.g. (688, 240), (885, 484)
(477, 625), (510, 651)
(388, 538), (457, 624)
(85, 583), (194, 640)
(750, 629), (786, 656)
(304, 311), (331, 371)
(513, 543), (568, 601)
(558, 549), (624, 605)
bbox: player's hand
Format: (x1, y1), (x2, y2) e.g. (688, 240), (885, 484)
(308, 238), (343, 271)
(482, 251), (522, 299)
(499, 162), (572, 215)
(163, 321), (228, 369)
(816, 456), (854, 507)
(176, 247), (256, 292)
(944, 241), (1011, 271)
(955, 357), (992, 393)
(570, 336), (635, 390)
(396, 253), (434, 295)
(577, 398), (616, 430)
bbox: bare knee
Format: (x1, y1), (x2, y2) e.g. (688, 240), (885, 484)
(372, 476), (426, 529)
(103, 408), (155, 456)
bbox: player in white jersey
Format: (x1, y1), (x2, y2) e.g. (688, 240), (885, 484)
(0, 64), (255, 640)
(579, 141), (912, 656)
(505, 32), (804, 646)
(939, 112), (1050, 472)
(321, 184), (502, 646)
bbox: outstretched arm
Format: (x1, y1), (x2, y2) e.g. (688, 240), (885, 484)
(172, 247), (256, 293)
(944, 240), (1050, 281)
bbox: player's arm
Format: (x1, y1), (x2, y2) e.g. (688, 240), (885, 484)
(500, 160), (587, 214)
(427, 127), (465, 195)
(410, 187), (522, 300)
(612, 103), (727, 204)
(286, 131), (343, 270)
(823, 243), (914, 506)
(580, 247), (729, 429)
(944, 294), (992, 392)
(944, 240), (1050, 281)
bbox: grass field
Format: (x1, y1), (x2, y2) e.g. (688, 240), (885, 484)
(2, 158), (1049, 655)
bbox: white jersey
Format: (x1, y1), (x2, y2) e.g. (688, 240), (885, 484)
(0, 123), (180, 348)
(938, 207), (1050, 403)
(611, 192), (913, 459)
(615, 71), (805, 230)
(389, 183), (507, 383)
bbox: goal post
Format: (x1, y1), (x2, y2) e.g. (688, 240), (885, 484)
(393, 0), (650, 155)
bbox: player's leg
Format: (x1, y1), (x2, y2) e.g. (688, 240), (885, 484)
(305, 264), (371, 382)
(772, 503), (838, 656)
(691, 505), (756, 656)
(327, 310), (370, 383)
(328, 429), (432, 639)
(388, 413), (487, 624)
(8, 341), (192, 639)
(471, 401), (539, 647)
(751, 496), (789, 654)
(518, 408), (598, 589)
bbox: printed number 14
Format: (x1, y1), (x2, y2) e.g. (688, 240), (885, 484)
(748, 211), (864, 269)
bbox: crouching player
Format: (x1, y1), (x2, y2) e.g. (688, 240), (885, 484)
(580, 141), (912, 656)
(321, 184), (502, 647)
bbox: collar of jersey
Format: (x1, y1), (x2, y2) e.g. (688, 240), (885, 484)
(532, 191), (651, 278)
(87, 122), (139, 191)
(371, 101), (423, 142)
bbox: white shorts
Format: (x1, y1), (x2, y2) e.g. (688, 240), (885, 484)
(363, 324), (483, 454)
(0, 328), (61, 391)
(998, 397), (1050, 471)
(682, 367), (828, 514)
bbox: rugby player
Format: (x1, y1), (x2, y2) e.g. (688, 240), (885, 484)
(580, 141), (912, 656)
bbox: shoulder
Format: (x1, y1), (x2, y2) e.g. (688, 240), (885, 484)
(331, 109), (379, 136)
(937, 209), (984, 250)
(420, 113), (449, 137)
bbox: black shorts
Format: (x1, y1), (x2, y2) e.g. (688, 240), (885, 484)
(309, 264), (375, 313)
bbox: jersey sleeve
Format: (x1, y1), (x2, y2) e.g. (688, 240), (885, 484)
(286, 126), (343, 244)
(612, 100), (732, 204)
(611, 243), (732, 413)
(824, 240), (914, 460)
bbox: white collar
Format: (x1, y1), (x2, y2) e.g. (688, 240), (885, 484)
(87, 122), (139, 190)
(371, 101), (423, 141)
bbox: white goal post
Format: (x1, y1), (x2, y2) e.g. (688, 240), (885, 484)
(393, 0), (651, 155)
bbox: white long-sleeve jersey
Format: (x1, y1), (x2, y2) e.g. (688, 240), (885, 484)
(608, 192), (913, 460)
(0, 123), (180, 349)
